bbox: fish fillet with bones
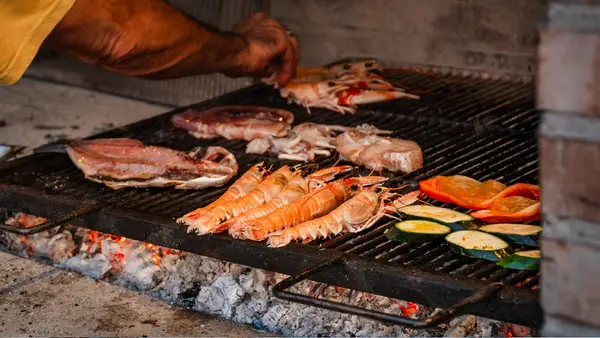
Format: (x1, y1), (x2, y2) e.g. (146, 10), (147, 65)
(66, 138), (238, 189)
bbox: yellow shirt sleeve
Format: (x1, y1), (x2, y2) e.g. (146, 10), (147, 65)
(0, 0), (76, 85)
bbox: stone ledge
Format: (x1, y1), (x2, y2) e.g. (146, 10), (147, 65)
(542, 238), (600, 328)
(543, 314), (600, 337)
(542, 213), (600, 248)
(541, 111), (600, 143)
(540, 137), (600, 222)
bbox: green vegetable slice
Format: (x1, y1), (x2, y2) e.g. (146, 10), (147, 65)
(385, 220), (451, 243)
(445, 230), (512, 261)
(397, 205), (478, 230)
(479, 223), (542, 247)
(497, 250), (541, 270)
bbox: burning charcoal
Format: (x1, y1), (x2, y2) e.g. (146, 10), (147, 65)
(238, 269), (268, 294)
(232, 298), (269, 325)
(61, 254), (111, 279)
(260, 304), (288, 333)
(195, 276), (245, 319)
(444, 315), (477, 337)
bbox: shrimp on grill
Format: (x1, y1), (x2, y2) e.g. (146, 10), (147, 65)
(227, 165), (353, 239)
(266, 186), (400, 247)
(183, 165), (294, 235)
(240, 175), (388, 241)
(177, 163), (266, 225)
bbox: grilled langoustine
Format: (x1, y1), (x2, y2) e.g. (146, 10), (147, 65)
(335, 130), (423, 173)
(267, 188), (421, 247)
(239, 176), (388, 241)
(226, 165), (353, 239)
(183, 165), (295, 235)
(177, 163), (267, 224)
(66, 138), (238, 190)
(171, 105), (294, 141)
(266, 187), (389, 247)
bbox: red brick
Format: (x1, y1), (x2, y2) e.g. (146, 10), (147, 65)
(538, 29), (600, 115)
(542, 238), (600, 328)
(540, 137), (600, 222)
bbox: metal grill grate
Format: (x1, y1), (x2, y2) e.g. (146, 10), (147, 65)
(0, 69), (541, 327)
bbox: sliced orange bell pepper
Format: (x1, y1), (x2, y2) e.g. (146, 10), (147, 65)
(470, 196), (541, 223)
(419, 175), (507, 209)
(419, 175), (541, 222)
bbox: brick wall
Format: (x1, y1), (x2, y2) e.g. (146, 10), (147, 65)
(539, 1), (600, 336)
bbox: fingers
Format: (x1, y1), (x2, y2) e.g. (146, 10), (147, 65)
(276, 32), (299, 86)
(233, 12), (300, 84)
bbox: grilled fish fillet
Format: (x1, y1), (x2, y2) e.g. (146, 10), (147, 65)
(171, 105), (294, 141)
(335, 130), (423, 173)
(66, 138), (238, 189)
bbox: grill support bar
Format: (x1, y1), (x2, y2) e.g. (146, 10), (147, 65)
(273, 254), (505, 328)
(0, 202), (106, 235)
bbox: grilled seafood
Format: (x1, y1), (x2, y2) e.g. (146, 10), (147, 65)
(246, 123), (390, 162)
(239, 176), (388, 241)
(66, 138), (237, 190)
(280, 81), (356, 114)
(176, 163), (266, 223)
(171, 106), (294, 141)
(335, 130), (423, 173)
(280, 80), (416, 115)
(227, 165), (353, 239)
(270, 59), (418, 114)
(267, 186), (399, 247)
(183, 166), (295, 235)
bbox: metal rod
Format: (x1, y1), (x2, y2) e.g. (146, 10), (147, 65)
(0, 202), (106, 235)
(273, 255), (505, 328)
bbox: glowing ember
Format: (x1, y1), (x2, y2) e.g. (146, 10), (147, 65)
(401, 301), (419, 316)
(502, 323), (531, 337)
(5, 212), (47, 228)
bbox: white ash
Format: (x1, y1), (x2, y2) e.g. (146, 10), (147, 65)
(59, 253), (111, 280)
(0, 224), (533, 337)
(195, 275), (245, 319)
(0, 225), (77, 263)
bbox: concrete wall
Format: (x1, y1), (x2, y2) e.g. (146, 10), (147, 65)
(271, 0), (545, 76)
(538, 1), (600, 336)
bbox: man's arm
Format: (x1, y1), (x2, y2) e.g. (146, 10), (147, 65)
(45, 0), (298, 85)
(44, 0), (248, 78)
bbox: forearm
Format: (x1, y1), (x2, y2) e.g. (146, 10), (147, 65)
(43, 0), (249, 79)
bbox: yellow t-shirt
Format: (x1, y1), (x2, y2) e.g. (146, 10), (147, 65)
(0, 0), (75, 85)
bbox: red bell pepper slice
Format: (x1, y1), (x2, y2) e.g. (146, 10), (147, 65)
(419, 175), (541, 222)
(419, 175), (507, 209)
(470, 197), (541, 223)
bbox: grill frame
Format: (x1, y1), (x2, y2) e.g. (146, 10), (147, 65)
(0, 70), (542, 327)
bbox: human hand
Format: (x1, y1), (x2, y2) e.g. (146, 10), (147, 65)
(227, 12), (299, 86)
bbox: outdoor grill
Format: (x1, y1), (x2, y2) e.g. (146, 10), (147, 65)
(0, 67), (541, 328)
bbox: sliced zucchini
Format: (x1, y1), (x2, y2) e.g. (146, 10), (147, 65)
(397, 205), (479, 230)
(497, 250), (541, 270)
(479, 223), (541, 247)
(445, 230), (512, 261)
(385, 220), (451, 243)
